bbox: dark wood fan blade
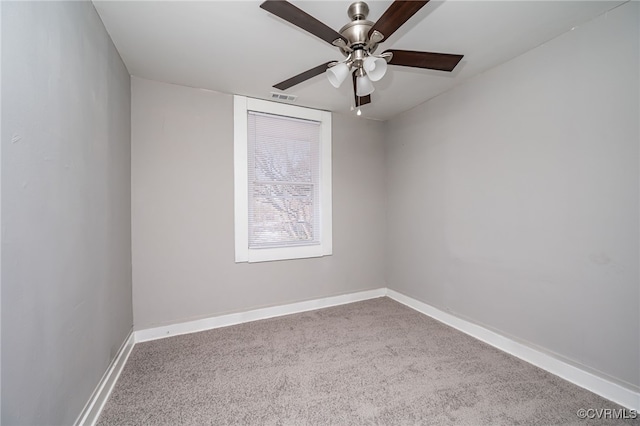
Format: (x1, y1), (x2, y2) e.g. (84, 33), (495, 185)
(352, 72), (371, 107)
(368, 1), (429, 42)
(260, 1), (347, 45)
(273, 61), (333, 91)
(356, 93), (371, 107)
(384, 50), (463, 72)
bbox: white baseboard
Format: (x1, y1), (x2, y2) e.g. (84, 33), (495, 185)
(74, 330), (135, 426)
(386, 288), (640, 411)
(134, 288), (387, 343)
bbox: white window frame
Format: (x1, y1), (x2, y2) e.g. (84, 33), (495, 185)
(234, 95), (332, 263)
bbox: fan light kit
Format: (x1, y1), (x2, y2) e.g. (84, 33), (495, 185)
(324, 1), (391, 98)
(260, 0), (464, 113)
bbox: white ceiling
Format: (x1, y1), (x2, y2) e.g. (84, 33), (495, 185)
(93, 0), (625, 121)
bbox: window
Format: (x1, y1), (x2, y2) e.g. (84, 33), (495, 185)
(234, 96), (332, 263)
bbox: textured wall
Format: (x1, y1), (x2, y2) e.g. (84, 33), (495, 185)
(385, 2), (639, 390)
(131, 77), (386, 329)
(1, 2), (132, 424)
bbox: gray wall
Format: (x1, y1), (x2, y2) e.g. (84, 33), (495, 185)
(131, 77), (386, 329)
(2, 2), (133, 424)
(385, 2), (639, 390)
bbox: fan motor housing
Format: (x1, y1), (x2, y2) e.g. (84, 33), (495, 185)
(339, 20), (373, 46)
(338, 2), (378, 57)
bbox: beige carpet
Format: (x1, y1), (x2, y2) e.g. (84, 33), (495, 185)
(97, 298), (638, 425)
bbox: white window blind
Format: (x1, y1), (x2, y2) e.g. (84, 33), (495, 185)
(247, 111), (321, 249)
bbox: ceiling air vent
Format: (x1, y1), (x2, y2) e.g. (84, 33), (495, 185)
(270, 92), (298, 103)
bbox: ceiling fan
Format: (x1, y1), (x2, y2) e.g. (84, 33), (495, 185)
(260, 0), (464, 112)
